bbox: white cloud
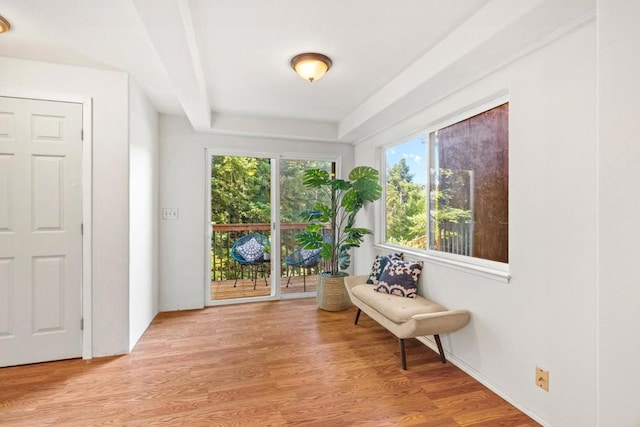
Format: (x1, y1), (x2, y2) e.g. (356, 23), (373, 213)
(402, 153), (423, 163)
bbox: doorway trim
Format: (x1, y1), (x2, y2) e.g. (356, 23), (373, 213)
(0, 88), (93, 360)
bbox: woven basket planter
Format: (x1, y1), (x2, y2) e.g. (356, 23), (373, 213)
(316, 272), (351, 311)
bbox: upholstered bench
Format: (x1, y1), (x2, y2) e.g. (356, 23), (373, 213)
(344, 275), (470, 370)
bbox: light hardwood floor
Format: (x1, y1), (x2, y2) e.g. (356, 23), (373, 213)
(0, 298), (538, 426)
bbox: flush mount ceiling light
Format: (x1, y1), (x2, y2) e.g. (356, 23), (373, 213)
(0, 15), (10, 34)
(290, 52), (332, 82)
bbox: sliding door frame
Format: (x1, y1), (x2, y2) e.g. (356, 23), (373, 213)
(278, 153), (341, 300)
(204, 148), (340, 306)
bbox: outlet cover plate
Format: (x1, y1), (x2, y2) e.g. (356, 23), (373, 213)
(536, 367), (549, 391)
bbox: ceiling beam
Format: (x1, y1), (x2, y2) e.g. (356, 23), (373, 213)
(338, 0), (594, 143)
(133, 0), (211, 131)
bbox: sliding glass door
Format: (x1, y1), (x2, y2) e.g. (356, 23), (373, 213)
(206, 151), (335, 305)
(279, 159), (333, 296)
(208, 154), (272, 303)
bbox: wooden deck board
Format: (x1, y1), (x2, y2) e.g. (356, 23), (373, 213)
(211, 274), (318, 300)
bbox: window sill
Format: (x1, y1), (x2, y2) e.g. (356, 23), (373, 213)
(376, 244), (511, 284)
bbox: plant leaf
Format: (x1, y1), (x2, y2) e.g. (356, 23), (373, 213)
(319, 244), (332, 261)
(352, 179), (382, 202)
(305, 224), (325, 233)
(349, 166), (379, 181)
(331, 179), (351, 191)
(296, 231), (324, 249)
(302, 169), (331, 188)
(341, 187), (357, 212)
(299, 209), (322, 222)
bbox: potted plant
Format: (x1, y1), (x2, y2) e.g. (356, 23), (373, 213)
(263, 244), (271, 261)
(296, 166), (382, 311)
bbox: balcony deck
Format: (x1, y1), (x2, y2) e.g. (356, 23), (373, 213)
(211, 222), (327, 301)
(211, 274), (318, 300)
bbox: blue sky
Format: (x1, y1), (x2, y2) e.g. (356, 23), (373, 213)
(385, 135), (427, 185)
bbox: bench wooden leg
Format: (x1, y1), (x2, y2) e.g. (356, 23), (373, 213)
(399, 338), (407, 370)
(434, 334), (446, 363)
(354, 308), (362, 325)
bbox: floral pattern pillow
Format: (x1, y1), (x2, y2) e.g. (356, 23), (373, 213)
(374, 259), (423, 298)
(366, 252), (403, 284)
(236, 237), (264, 262)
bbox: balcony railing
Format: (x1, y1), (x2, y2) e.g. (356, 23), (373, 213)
(434, 221), (473, 256)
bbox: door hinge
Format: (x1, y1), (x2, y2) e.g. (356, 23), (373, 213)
(81, 129), (84, 141)
(81, 223), (84, 235)
(80, 318), (84, 330)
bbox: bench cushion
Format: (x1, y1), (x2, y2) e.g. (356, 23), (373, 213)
(351, 284), (446, 324)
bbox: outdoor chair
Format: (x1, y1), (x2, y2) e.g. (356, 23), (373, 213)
(285, 234), (331, 291)
(231, 233), (270, 289)
(285, 247), (322, 292)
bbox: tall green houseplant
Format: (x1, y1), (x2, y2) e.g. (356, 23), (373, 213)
(296, 166), (382, 310)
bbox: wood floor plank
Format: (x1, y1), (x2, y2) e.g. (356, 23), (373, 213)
(0, 298), (539, 426)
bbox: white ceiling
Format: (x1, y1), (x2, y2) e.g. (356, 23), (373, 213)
(0, 0), (594, 143)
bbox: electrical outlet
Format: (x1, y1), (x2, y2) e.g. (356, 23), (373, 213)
(536, 367), (549, 391)
(162, 208), (179, 220)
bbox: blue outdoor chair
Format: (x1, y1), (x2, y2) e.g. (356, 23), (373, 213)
(285, 248), (322, 292)
(231, 233), (270, 289)
(285, 234), (330, 292)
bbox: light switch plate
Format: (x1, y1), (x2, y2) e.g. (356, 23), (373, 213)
(162, 208), (178, 220)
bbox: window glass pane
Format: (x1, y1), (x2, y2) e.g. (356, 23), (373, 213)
(385, 136), (428, 250)
(210, 155), (272, 301)
(279, 159), (333, 294)
(279, 159), (332, 223)
(428, 103), (509, 263)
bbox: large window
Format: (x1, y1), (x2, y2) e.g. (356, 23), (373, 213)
(384, 102), (509, 264)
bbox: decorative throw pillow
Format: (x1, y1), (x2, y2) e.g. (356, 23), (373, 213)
(300, 248), (321, 267)
(236, 237), (264, 262)
(366, 252), (403, 284)
(300, 248), (320, 260)
(374, 259), (424, 298)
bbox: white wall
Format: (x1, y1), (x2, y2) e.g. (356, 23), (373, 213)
(158, 115), (354, 311)
(128, 78), (159, 351)
(354, 22), (597, 426)
(0, 57), (131, 357)
(597, 0), (640, 425)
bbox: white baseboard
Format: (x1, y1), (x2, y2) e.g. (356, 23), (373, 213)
(415, 336), (549, 426)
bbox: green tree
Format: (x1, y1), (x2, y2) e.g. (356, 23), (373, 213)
(385, 158), (427, 248)
(211, 156), (271, 224)
(279, 160), (331, 223)
(212, 156), (332, 225)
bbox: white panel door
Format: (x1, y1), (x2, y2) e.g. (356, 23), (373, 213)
(0, 96), (83, 367)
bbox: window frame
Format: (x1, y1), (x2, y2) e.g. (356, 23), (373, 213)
(377, 96), (511, 283)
